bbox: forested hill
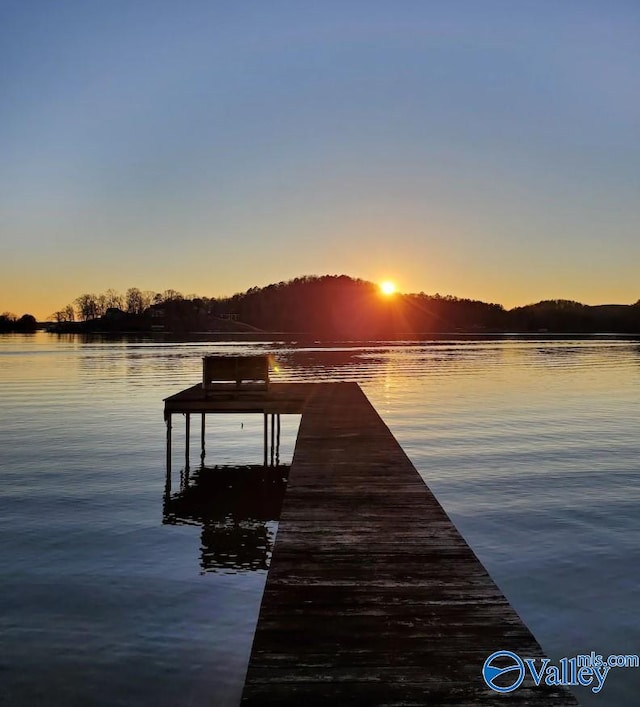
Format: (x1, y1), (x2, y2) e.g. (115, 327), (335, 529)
(223, 275), (505, 336)
(223, 276), (640, 335)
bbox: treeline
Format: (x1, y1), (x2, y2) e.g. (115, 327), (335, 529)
(0, 313), (38, 332)
(508, 299), (640, 333)
(47, 285), (259, 334)
(44, 276), (640, 335)
(50, 287), (188, 322)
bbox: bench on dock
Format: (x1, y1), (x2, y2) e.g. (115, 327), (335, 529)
(202, 355), (270, 392)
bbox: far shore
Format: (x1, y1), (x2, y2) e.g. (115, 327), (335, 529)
(31, 329), (640, 342)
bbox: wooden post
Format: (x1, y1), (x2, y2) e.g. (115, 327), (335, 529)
(164, 444), (172, 502)
(164, 460), (172, 520)
(185, 413), (190, 470)
(200, 413), (206, 466)
(263, 413), (268, 467)
(166, 414), (172, 476)
(270, 413), (275, 467)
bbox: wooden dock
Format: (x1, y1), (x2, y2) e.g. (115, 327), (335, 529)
(164, 379), (578, 705)
(164, 382), (318, 469)
(164, 381), (317, 416)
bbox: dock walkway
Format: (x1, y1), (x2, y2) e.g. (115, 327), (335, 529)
(240, 382), (577, 705)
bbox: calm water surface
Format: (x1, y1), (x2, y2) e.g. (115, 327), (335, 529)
(1, 333), (639, 705)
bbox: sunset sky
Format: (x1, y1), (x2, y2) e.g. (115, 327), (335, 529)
(2, 1), (639, 319)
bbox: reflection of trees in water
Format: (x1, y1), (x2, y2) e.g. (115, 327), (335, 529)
(163, 465), (288, 573)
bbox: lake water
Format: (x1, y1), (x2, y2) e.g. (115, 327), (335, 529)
(1, 333), (639, 705)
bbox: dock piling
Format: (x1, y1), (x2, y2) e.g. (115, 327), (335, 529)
(270, 413), (275, 466)
(263, 413), (268, 467)
(200, 413), (206, 465)
(184, 413), (190, 470)
(165, 414), (172, 476)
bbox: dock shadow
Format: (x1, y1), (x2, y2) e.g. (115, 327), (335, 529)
(163, 464), (289, 573)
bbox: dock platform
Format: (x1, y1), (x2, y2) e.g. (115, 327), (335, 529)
(164, 380), (577, 705)
(163, 382), (317, 469)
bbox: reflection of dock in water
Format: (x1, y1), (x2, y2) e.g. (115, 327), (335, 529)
(163, 357), (313, 575)
(163, 464), (289, 573)
(164, 357), (577, 705)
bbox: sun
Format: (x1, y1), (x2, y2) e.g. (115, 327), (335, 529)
(380, 280), (396, 296)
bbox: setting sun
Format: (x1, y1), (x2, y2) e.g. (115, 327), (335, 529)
(380, 281), (396, 296)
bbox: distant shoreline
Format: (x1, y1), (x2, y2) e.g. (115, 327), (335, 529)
(34, 330), (640, 342)
(12, 274), (640, 335)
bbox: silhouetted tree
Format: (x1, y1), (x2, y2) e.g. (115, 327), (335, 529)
(125, 287), (145, 315)
(0, 312), (37, 332)
(75, 294), (100, 321)
(0, 312), (17, 331)
(162, 289), (183, 302)
(104, 288), (124, 310)
(16, 314), (37, 331)
(50, 304), (76, 323)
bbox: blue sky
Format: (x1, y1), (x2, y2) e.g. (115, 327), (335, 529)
(2, 0), (639, 318)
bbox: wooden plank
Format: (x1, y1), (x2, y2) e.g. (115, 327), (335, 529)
(241, 382), (578, 705)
